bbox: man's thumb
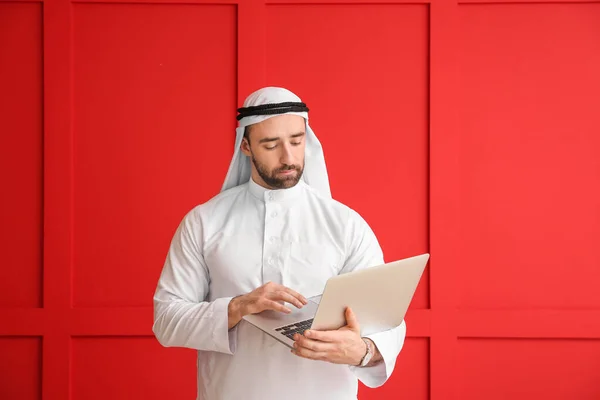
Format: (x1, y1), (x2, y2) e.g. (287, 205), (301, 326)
(345, 307), (359, 330)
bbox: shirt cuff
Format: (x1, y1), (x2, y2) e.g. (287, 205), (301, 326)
(349, 357), (388, 388)
(349, 321), (406, 388)
(210, 296), (238, 355)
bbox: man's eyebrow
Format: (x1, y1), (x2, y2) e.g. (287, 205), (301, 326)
(258, 136), (279, 144)
(258, 132), (305, 144)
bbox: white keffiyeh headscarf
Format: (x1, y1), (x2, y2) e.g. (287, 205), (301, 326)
(221, 87), (331, 198)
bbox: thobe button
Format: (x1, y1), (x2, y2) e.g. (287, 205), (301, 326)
(269, 236), (276, 242)
(271, 212), (278, 218)
(268, 258), (274, 265)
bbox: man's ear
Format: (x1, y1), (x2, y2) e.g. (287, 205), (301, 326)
(240, 138), (251, 157)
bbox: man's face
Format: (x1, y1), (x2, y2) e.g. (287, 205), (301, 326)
(241, 114), (306, 190)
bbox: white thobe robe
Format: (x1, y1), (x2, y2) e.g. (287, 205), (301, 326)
(152, 178), (406, 400)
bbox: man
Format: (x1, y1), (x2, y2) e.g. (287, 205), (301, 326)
(152, 87), (406, 399)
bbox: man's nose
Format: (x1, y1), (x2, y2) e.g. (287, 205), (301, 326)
(280, 142), (294, 165)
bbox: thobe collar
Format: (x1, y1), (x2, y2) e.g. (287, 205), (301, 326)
(248, 176), (305, 203)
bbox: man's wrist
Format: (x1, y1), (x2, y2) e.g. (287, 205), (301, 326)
(358, 338), (383, 367)
(356, 338), (371, 366)
(227, 296), (243, 329)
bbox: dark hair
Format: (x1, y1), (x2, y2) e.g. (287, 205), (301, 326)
(244, 125), (252, 144)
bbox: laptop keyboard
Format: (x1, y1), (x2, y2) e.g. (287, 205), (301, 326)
(275, 319), (314, 340)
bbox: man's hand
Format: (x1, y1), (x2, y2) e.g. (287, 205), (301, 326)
(291, 307), (375, 366)
(227, 282), (308, 329)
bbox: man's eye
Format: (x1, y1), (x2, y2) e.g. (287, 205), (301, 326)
(265, 145), (277, 150)
(291, 141), (301, 146)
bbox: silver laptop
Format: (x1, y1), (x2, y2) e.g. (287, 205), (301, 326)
(242, 253), (429, 348)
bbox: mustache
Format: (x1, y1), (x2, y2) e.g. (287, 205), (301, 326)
(275, 165), (300, 172)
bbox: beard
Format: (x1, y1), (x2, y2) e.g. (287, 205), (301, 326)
(251, 154), (304, 189)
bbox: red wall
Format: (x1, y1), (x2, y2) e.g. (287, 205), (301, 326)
(1, 0), (599, 399)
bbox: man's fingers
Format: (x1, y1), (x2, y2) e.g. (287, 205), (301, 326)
(293, 334), (334, 352)
(261, 282), (307, 304)
(280, 286), (308, 305)
(303, 329), (339, 342)
(254, 283), (307, 312)
(265, 299), (291, 314)
(291, 346), (326, 361)
(269, 291), (304, 309)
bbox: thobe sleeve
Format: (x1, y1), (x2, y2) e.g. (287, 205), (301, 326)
(340, 209), (407, 388)
(152, 209), (237, 355)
